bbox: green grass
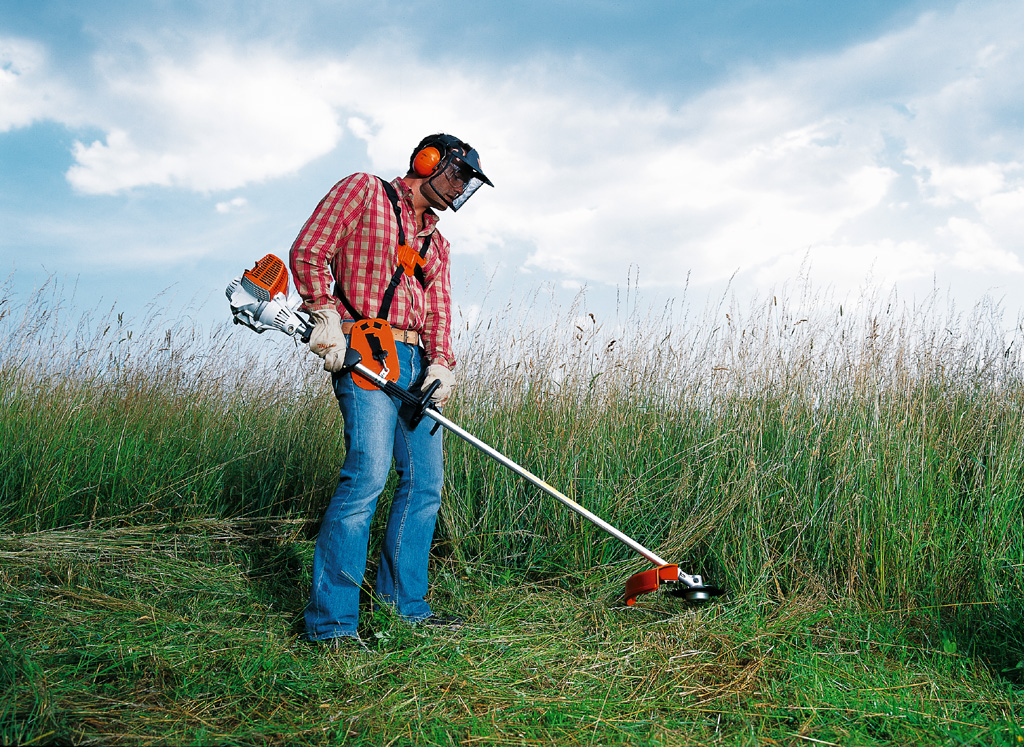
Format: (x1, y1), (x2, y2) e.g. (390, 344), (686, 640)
(1, 278), (1023, 744)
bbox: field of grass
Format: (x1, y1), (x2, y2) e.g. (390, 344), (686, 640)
(2, 277), (1024, 745)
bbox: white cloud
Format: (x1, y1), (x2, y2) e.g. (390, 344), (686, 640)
(977, 185), (1024, 242)
(215, 196), (248, 213)
(752, 239), (943, 292)
(920, 163), (1007, 206)
(65, 48), (345, 193)
(0, 36), (75, 132)
(334, 0), (1024, 298)
(944, 216), (1023, 273)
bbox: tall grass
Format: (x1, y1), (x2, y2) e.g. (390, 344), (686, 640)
(0, 275), (340, 531)
(444, 281), (1024, 614)
(3, 274), (1024, 610)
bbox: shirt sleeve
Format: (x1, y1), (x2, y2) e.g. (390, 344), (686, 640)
(421, 233), (456, 370)
(289, 174), (372, 313)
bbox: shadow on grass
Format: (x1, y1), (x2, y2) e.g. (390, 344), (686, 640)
(946, 600), (1024, 686)
(232, 524), (311, 637)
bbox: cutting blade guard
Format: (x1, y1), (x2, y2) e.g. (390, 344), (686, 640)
(624, 564), (726, 606)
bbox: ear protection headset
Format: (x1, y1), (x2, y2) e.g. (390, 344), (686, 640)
(411, 135), (466, 177)
(412, 143), (445, 177)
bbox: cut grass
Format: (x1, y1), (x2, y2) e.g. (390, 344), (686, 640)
(2, 519), (1022, 746)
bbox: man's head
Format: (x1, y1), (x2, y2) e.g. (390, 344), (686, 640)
(407, 134), (493, 211)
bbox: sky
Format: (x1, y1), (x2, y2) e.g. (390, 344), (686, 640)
(2, 0), (1024, 340)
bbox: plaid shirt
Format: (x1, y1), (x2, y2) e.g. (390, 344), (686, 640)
(289, 174), (455, 369)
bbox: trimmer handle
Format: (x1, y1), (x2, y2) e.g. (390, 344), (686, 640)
(420, 378), (441, 403)
(406, 378), (441, 431)
(343, 348), (441, 431)
(343, 347), (364, 370)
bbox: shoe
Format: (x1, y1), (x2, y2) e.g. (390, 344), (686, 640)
(412, 613), (464, 631)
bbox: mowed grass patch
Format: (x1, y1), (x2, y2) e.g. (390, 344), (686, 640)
(2, 520), (1023, 746)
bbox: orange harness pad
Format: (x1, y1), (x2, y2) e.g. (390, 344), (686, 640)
(397, 243), (426, 276)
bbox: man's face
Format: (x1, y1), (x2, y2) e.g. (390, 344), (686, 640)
(423, 157), (470, 211)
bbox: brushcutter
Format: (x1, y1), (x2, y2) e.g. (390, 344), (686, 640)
(226, 254), (725, 605)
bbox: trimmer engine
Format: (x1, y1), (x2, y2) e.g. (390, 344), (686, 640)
(225, 254), (313, 340)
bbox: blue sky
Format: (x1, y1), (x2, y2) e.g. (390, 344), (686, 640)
(3, 0), (1023, 337)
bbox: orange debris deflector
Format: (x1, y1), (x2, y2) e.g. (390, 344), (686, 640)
(624, 564), (679, 606)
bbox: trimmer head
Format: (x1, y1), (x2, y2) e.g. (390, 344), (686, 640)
(624, 564), (725, 606)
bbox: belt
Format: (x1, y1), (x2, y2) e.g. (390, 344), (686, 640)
(342, 321), (420, 346)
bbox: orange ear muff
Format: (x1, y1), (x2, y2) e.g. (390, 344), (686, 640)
(413, 146), (441, 176)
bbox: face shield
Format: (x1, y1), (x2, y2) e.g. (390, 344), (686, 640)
(426, 147), (493, 211)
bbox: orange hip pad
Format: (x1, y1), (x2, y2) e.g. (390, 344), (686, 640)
(349, 318), (399, 390)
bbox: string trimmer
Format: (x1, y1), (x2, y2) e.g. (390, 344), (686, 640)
(226, 254), (725, 605)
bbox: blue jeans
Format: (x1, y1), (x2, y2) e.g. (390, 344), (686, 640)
(304, 342), (444, 641)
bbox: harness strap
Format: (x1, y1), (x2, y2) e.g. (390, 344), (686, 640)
(379, 180), (407, 247)
(366, 329), (388, 363)
(376, 179), (432, 320)
(336, 178), (433, 322)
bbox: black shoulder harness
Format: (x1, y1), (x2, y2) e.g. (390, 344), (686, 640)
(337, 177), (434, 321)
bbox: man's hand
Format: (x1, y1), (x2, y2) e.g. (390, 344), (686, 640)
(421, 364), (455, 405)
(308, 308), (348, 372)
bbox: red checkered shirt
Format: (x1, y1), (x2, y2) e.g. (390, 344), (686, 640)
(289, 174), (455, 370)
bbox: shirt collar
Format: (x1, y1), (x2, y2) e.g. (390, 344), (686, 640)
(393, 177), (439, 234)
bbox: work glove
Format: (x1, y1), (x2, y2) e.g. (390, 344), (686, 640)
(308, 307), (348, 373)
(421, 364), (455, 406)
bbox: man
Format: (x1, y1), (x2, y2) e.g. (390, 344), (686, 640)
(289, 133), (493, 650)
